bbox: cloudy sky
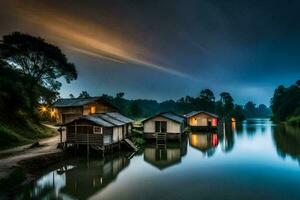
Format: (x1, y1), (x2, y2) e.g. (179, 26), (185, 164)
(0, 0), (299, 105)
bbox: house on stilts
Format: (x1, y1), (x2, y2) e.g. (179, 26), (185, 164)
(185, 111), (219, 131)
(51, 97), (137, 153)
(64, 112), (136, 152)
(142, 112), (186, 141)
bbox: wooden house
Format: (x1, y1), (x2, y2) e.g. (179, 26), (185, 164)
(142, 112), (186, 140)
(185, 111), (219, 131)
(52, 97), (117, 125)
(64, 112), (134, 151)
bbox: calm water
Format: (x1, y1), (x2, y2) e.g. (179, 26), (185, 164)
(15, 119), (300, 200)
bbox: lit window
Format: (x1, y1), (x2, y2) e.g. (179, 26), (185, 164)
(90, 106), (96, 114)
(94, 126), (102, 134)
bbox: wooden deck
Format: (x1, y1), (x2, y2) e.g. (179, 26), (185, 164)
(144, 132), (181, 140)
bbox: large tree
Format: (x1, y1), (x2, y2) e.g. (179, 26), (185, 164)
(0, 32), (77, 104)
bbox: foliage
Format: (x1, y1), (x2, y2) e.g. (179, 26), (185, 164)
(0, 32), (77, 108)
(244, 101), (271, 118)
(78, 91), (90, 98)
(103, 90), (248, 121)
(271, 80), (300, 123)
(0, 120), (55, 150)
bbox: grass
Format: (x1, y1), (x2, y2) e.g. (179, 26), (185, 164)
(131, 129), (145, 146)
(287, 115), (300, 128)
(0, 119), (55, 150)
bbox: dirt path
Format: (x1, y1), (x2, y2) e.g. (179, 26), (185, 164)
(0, 124), (63, 179)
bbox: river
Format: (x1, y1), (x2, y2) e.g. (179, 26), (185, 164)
(15, 119), (300, 200)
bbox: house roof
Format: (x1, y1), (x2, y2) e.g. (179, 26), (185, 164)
(142, 112), (185, 124)
(65, 112), (133, 127)
(184, 111), (219, 119)
(52, 97), (116, 108)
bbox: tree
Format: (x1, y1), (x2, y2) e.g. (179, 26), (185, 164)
(116, 92), (125, 99)
(244, 101), (256, 117)
(0, 61), (30, 116)
(233, 105), (245, 121)
(220, 92), (234, 119)
(199, 89), (215, 102)
(130, 101), (142, 117)
(271, 81), (300, 121)
(0, 32), (77, 105)
(69, 94), (75, 98)
(78, 91), (90, 98)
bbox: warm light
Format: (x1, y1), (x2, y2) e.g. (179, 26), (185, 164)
(231, 118), (236, 122)
(50, 109), (56, 118)
(212, 118), (217, 126)
(39, 105), (47, 113)
(90, 106), (96, 114)
(212, 134), (218, 146)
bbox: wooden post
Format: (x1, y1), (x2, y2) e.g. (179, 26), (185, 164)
(75, 122), (78, 152)
(87, 126), (89, 157)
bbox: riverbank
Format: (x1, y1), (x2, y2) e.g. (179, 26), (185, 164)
(0, 119), (56, 150)
(0, 128), (64, 200)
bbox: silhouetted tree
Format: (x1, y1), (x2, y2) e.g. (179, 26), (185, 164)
(0, 32), (77, 109)
(130, 101), (142, 118)
(271, 81), (300, 122)
(78, 91), (90, 98)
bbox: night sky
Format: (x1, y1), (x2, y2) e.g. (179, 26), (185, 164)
(1, 0), (300, 105)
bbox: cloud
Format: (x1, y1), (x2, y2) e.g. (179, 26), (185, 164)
(8, 0), (193, 79)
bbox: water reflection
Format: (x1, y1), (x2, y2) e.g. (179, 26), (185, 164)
(273, 124), (300, 164)
(16, 154), (130, 200)
(144, 138), (187, 170)
(15, 119), (300, 200)
(189, 133), (218, 157)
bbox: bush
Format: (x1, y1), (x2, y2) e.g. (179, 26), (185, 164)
(287, 116), (300, 127)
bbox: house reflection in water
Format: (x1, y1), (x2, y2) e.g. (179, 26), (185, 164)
(60, 154), (130, 200)
(144, 138), (187, 170)
(16, 154), (130, 200)
(189, 133), (219, 157)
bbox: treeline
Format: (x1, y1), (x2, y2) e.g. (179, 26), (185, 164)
(271, 80), (300, 127)
(0, 32), (77, 148)
(72, 90), (271, 121)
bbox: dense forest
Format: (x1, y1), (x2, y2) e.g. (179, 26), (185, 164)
(271, 80), (300, 127)
(71, 90), (271, 121)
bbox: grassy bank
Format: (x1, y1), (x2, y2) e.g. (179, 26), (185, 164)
(0, 119), (56, 150)
(287, 116), (300, 128)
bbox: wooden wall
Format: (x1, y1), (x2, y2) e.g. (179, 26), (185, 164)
(143, 116), (182, 134)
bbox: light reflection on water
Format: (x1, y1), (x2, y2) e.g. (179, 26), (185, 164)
(15, 119), (300, 200)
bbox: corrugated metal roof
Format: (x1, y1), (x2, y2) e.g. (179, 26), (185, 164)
(184, 111), (219, 119)
(83, 115), (114, 127)
(65, 112), (133, 127)
(52, 97), (114, 108)
(94, 113), (125, 126)
(142, 112), (185, 124)
(106, 112), (134, 123)
(161, 112), (185, 123)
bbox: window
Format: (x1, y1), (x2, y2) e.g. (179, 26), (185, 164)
(161, 121), (167, 132)
(93, 126), (102, 134)
(155, 121), (167, 133)
(90, 106), (96, 114)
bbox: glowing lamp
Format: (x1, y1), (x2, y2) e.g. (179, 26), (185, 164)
(212, 118), (217, 126)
